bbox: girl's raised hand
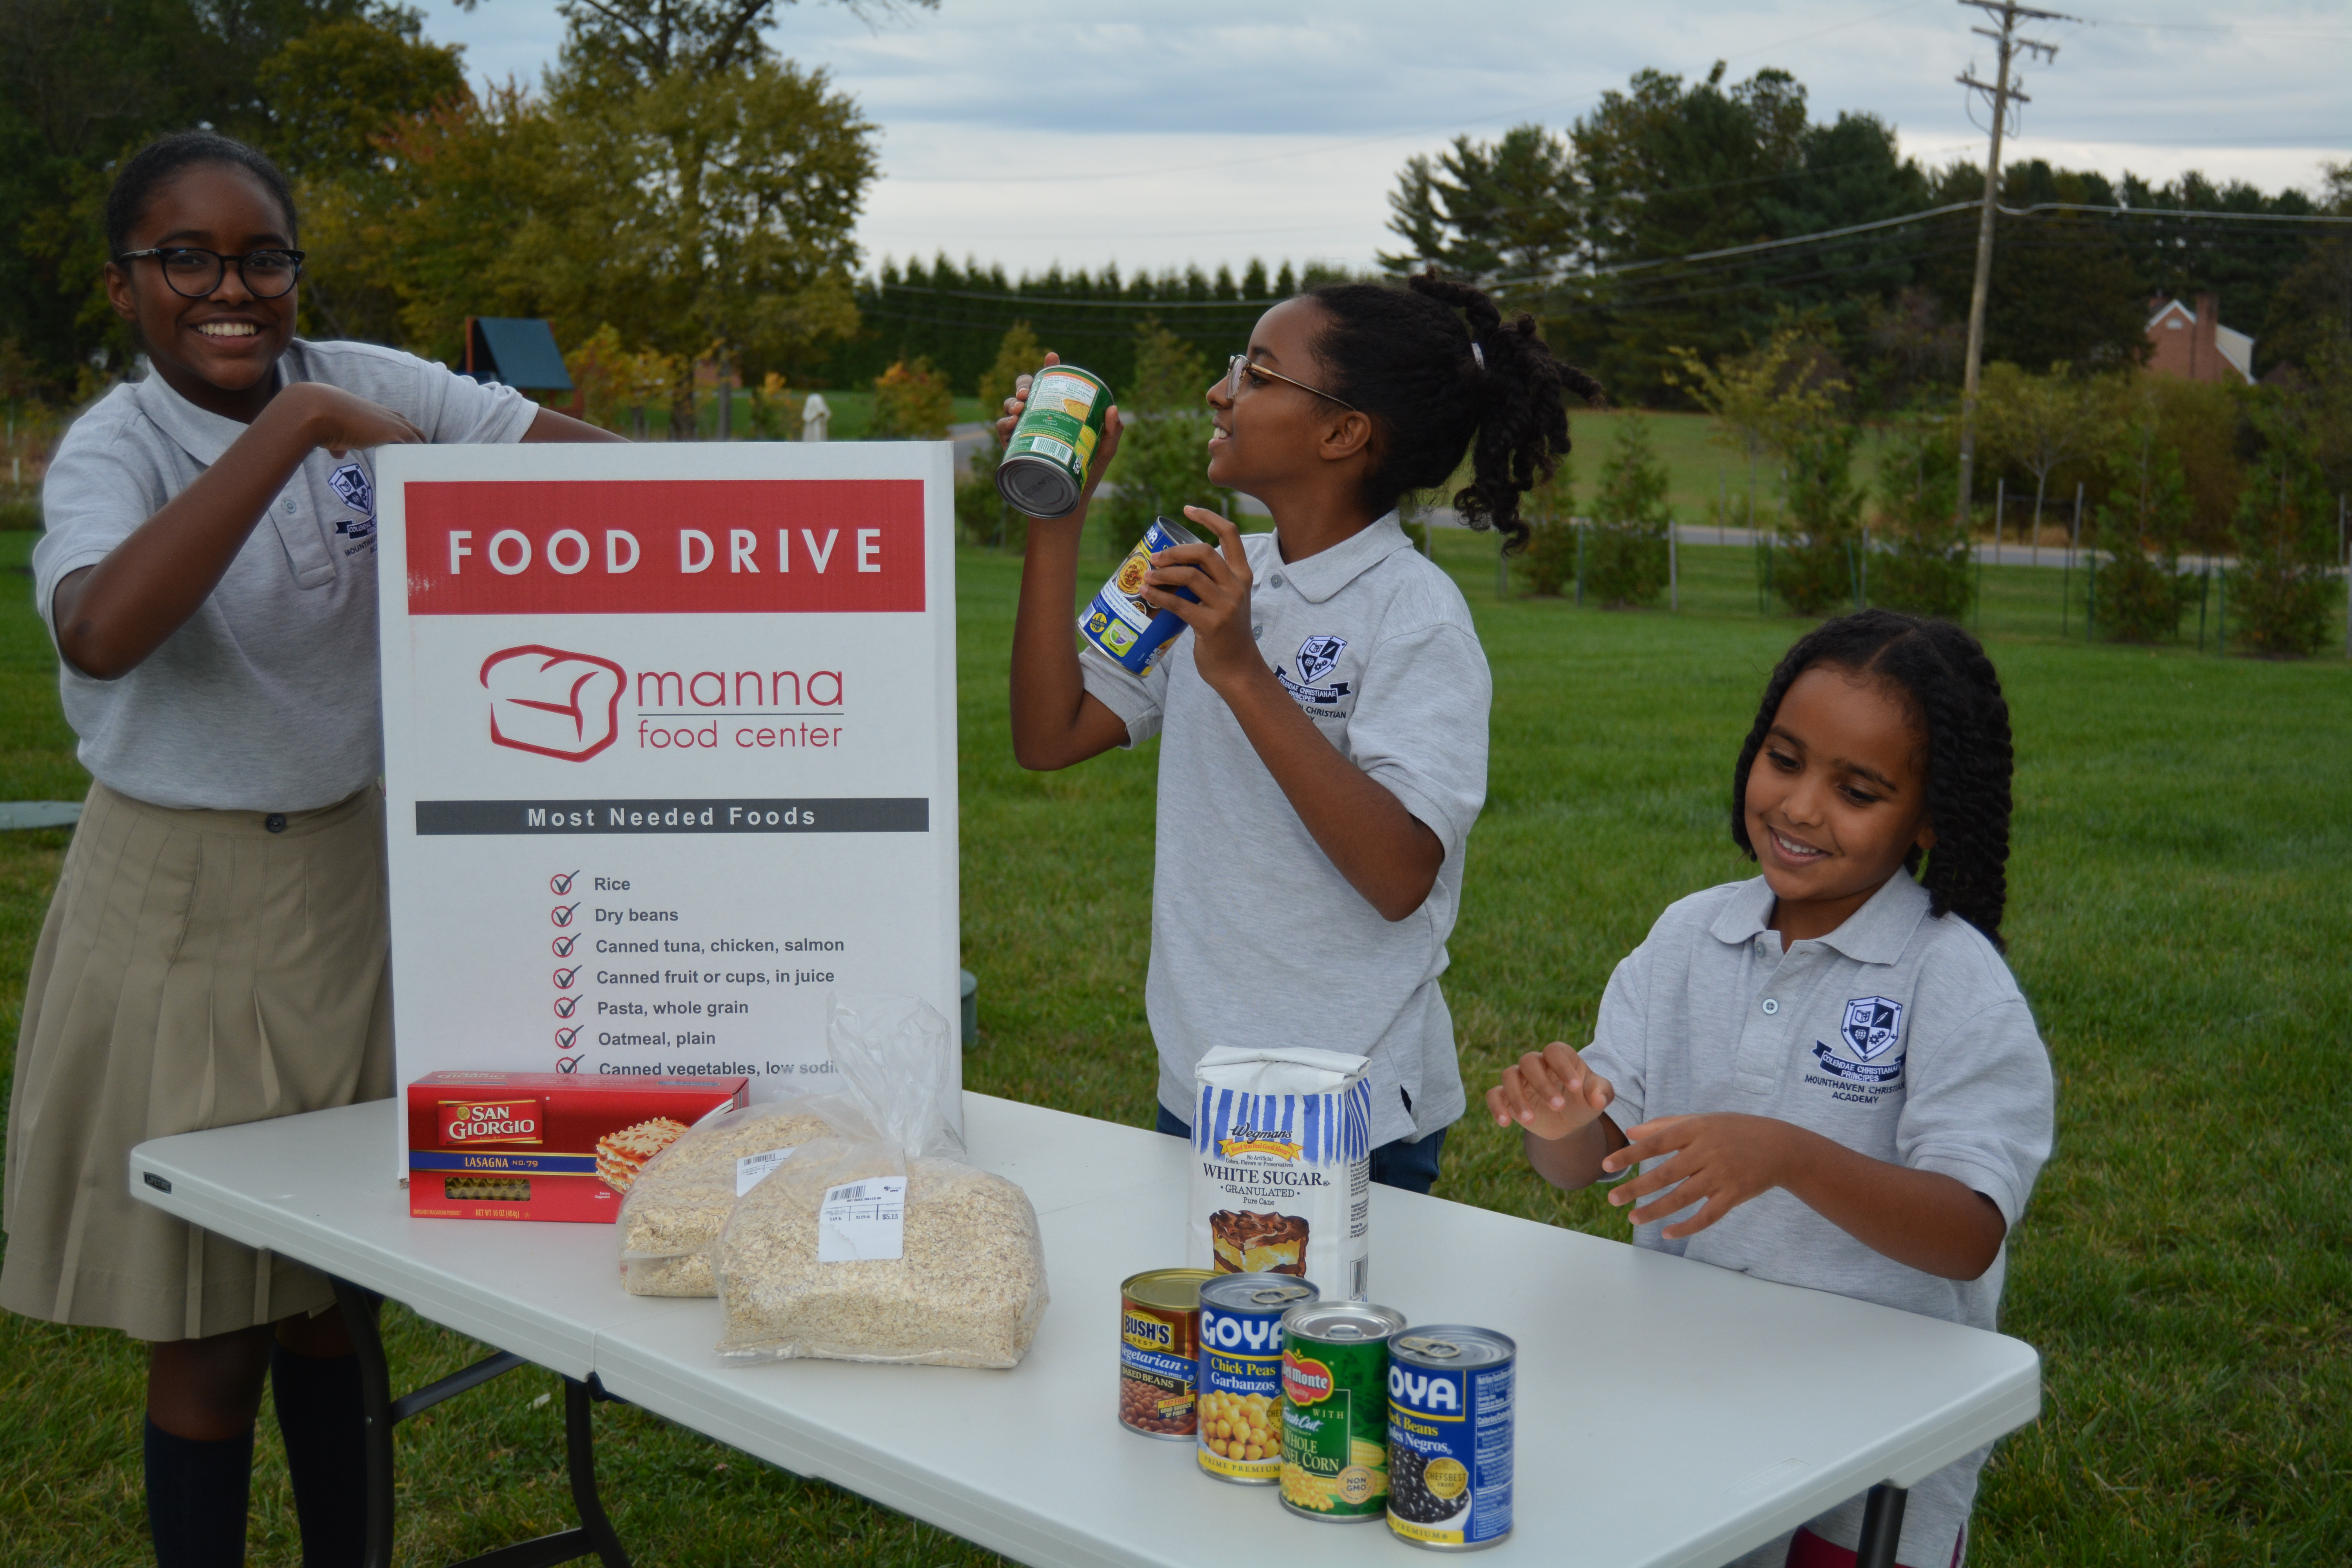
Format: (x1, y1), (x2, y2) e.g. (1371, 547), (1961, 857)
(1486, 1042), (1614, 1143)
(1601, 1112), (1799, 1240)
(995, 350), (1122, 521)
(1146, 506), (1257, 689)
(278, 382), (425, 457)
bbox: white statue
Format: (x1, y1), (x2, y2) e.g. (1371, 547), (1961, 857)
(800, 391), (832, 443)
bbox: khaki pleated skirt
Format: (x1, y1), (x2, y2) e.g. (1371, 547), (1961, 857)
(1, 780), (392, 1342)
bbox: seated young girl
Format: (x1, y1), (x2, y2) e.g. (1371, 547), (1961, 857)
(1487, 609), (2054, 1568)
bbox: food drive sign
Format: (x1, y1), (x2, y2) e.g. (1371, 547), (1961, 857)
(374, 444), (959, 1161)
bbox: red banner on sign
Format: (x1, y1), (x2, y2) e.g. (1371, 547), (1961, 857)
(405, 480), (926, 615)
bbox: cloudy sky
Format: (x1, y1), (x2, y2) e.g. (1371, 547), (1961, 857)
(414, 0), (2348, 278)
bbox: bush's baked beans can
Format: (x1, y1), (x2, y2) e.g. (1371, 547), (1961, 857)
(1119, 1268), (1211, 1439)
(1196, 1274), (1318, 1484)
(1280, 1301), (1406, 1521)
(1387, 1327), (1515, 1550)
(998, 364), (1111, 518)
(1079, 515), (1203, 674)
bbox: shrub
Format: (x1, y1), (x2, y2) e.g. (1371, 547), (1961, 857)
(1584, 416), (1670, 607)
(1513, 449), (1578, 596)
(868, 357), (953, 440)
(2089, 421), (2192, 643)
(1096, 320), (1232, 553)
(1867, 415), (1972, 620)
(2224, 396), (2339, 655)
(1771, 423), (1864, 617)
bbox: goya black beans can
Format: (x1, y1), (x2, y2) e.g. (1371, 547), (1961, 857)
(998, 364), (1111, 518)
(1119, 1268), (1211, 1439)
(1080, 515), (1203, 673)
(1197, 1274), (1318, 1485)
(1279, 1300), (1406, 1521)
(1386, 1327), (1515, 1550)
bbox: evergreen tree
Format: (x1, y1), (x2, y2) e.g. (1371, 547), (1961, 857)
(1584, 417), (1672, 606)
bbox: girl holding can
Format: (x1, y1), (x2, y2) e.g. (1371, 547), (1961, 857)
(0, 130), (619, 1566)
(1003, 273), (1599, 1191)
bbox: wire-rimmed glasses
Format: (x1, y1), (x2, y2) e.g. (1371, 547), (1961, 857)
(1226, 352), (1356, 410)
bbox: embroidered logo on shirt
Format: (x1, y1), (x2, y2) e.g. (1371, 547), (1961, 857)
(1276, 633), (1350, 705)
(327, 462), (374, 515)
(1840, 995), (1904, 1058)
(335, 515), (378, 552)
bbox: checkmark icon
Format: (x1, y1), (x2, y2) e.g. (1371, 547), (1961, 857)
(554, 995), (581, 1018)
(556, 1055), (582, 1073)
(550, 871), (579, 895)
(553, 966), (581, 989)
(555, 1026), (581, 1049)
(551, 935), (578, 958)
(550, 903), (579, 927)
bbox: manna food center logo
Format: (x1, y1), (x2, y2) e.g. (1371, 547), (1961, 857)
(482, 646), (627, 762)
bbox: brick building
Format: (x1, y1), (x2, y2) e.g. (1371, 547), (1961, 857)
(2145, 294), (2254, 384)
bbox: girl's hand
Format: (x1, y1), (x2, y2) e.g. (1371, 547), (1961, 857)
(274, 382), (424, 457)
(1486, 1042), (1614, 1143)
(1145, 506), (1258, 691)
(994, 350), (1122, 520)
(1602, 1113), (1803, 1240)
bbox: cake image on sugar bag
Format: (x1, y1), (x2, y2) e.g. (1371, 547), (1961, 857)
(597, 1117), (690, 1192)
(1210, 1209), (1310, 1275)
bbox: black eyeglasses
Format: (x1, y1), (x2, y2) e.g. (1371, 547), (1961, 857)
(114, 247), (306, 300)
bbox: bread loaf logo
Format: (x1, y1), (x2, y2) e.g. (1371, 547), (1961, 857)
(439, 1100), (543, 1145)
(482, 645), (626, 762)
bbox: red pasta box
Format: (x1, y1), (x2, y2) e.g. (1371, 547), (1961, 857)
(407, 1071), (750, 1222)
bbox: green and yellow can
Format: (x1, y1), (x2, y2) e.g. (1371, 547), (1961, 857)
(997, 364), (1111, 518)
(1279, 1300), (1406, 1522)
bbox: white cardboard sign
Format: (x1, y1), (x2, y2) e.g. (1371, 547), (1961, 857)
(374, 443), (960, 1164)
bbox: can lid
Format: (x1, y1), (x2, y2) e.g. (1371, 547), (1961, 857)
(998, 456), (1080, 518)
(1392, 1326), (1516, 1368)
(1122, 1268), (1214, 1311)
(1282, 1301), (1407, 1343)
(1200, 1273), (1318, 1312)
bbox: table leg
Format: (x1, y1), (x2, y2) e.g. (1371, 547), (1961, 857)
(1855, 1483), (1908, 1568)
(327, 1278), (632, 1568)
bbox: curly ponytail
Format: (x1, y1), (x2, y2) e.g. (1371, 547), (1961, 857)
(1730, 610), (2015, 949)
(1306, 270), (1602, 552)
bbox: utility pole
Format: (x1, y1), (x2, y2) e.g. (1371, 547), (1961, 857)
(1954, 1), (2074, 534)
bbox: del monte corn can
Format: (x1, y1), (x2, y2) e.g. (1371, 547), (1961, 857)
(1080, 515), (1203, 674)
(1280, 1300), (1405, 1522)
(998, 363), (1111, 518)
(1387, 1326), (1515, 1550)
(1197, 1273), (1318, 1484)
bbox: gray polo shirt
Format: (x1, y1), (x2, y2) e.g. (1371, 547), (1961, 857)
(1582, 871), (2054, 1568)
(37, 340), (534, 810)
(1081, 514), (1491, 1148)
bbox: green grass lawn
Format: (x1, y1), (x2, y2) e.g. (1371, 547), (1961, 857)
(2, 524), (2347, 1564)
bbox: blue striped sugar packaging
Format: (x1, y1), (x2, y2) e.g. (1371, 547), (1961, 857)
(1188, 1047), (1372, 1301)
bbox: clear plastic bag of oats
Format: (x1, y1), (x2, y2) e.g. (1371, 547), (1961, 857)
(713, 994), (1048, 1368)
(615, 1095), (866, 1298)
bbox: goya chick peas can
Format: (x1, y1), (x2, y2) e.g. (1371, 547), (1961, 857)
(1387, 1327), (1516, 1550)
(1197, 1274), (1318, 1484)
(1119, 1268), (1211, 1439)
(998, 364), (1112, 518)
(1280, 1300), (1406, 1521)
(1080, 515), (1204, 674)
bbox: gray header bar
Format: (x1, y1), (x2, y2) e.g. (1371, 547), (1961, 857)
(415, 798), (929, 835)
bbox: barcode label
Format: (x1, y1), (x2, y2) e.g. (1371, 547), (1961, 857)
(1351, 1256), (1368, 1300)
(1022, 436), (1075, 464)
(817, 1175), (907, 1262)
(735, 1145), (799, 1196)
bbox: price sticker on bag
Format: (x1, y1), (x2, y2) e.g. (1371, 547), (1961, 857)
(817, 1176), (907, 1262)
(735, 1146), (799, 1196)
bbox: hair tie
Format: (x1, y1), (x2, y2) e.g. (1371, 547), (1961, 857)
(1471, 341), (1486, 371)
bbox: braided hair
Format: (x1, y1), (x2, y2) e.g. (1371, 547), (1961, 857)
(1306, 270), (1602, 552)
(1730, 609), (2015, 949)
(105, 131), (298, 260)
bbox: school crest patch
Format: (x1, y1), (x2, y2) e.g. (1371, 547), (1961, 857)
(1841, 996), (1904, 1060)
(1276, 634), (1351, 706)
(327, 462), (374, 515)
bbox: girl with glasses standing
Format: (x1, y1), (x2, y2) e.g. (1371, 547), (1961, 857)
(0, 130), (620, 1567)
(1002, 272), (1599, 1195)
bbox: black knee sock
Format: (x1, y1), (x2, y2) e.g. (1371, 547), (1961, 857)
(144, 1417), (253, 1568)
(269, 1344), (368, 1568)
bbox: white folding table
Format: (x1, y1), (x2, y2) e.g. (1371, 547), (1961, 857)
(129, 1094), (2039, 1568)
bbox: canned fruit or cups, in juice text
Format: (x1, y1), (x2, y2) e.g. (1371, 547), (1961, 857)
(998, 365), (1111, 518)
(1279, 1301), (1405, 1521)
(1387, 1327), (1515, 1550)
(1197, 1274), (1318, 1484)
(1118, 1268), (1211, 1439)
(1078, 515), (1203, 675)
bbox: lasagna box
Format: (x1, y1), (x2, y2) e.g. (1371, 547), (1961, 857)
(407, 1071), (750, 1222)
